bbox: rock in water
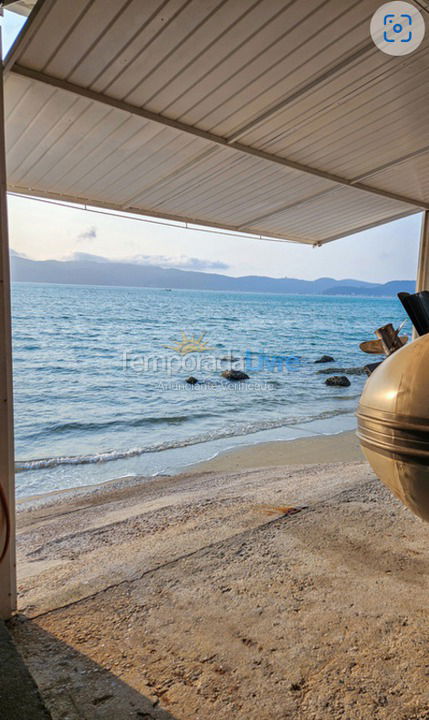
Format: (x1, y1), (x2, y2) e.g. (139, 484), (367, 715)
(315, 355), (335, 363)
(325, 375), (351, 387)
(317, 366), (366, 376)
(185, 376), (198, 385)
(221, 369), (249, 381)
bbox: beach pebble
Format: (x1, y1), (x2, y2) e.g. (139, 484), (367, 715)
(315, 355), (335, 363)
(185, 376), (198, 385)
(325, 375), (351, 387)
(221, 370), (249, 381)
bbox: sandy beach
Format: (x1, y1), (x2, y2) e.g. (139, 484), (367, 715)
(9, 432), (429, 720)
(191, 430), (363, 472)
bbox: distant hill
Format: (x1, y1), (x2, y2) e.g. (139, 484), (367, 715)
(323, 280), (415, 296)
(10, 254), (415, 297)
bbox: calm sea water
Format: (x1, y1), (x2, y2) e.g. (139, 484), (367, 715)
(11, 283), (411, 497)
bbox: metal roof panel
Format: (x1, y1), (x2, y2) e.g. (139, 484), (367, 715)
(4, 0), (428, 244)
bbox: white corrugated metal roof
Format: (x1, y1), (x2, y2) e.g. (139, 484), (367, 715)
(3, 0), (429, 244)
(3, 1), (37, 17)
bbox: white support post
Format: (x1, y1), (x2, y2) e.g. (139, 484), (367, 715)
(412, 211), (429, 340)
(0, 10), (17, 620)
(416, 211), (429, 293)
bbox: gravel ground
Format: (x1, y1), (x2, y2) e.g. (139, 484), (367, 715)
(9, 459), (429, 720)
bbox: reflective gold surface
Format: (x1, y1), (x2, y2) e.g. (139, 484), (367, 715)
(357, 334), (429, 521)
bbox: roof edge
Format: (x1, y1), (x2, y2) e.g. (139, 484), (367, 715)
(7, 187), (420, 248)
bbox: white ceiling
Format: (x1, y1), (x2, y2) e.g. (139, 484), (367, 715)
(3, 1), (37, 17)
(3, 0), (429, 244)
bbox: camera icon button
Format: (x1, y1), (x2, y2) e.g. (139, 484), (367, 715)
(371, 1), (425, 55)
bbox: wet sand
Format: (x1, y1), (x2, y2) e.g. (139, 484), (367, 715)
(190, 430), (363, 473)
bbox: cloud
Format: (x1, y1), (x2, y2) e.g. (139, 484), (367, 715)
(69, 252), (109, 263)
(132, 254), (229, 271)
(59, 251), (229, 272)
(77, 226), (97, 241)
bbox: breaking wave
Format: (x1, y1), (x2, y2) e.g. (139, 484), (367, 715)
(16, 407), (355, 472)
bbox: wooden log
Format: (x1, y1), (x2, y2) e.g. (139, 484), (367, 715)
(375, 323), (405, 356)
(360, 336), (407, 355)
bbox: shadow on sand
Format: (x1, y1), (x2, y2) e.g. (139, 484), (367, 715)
(8, 615), (179, 720)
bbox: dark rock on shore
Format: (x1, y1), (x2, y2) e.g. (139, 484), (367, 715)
(185, 376), (198, 385)
(222, 370), (249, 381)
(364, 361), (383, 376)
(315, 355), (335, 363)
(317, 366), (366, 376)
(325, 375), (351, 387)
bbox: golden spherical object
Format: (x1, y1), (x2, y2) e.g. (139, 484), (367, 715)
(357, 334), (429, 522)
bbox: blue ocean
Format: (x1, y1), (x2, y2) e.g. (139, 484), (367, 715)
(11, 283), (410, 498)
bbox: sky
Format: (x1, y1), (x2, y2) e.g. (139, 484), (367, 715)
(8, 195), (422, 282)
(2, 10), (423, 283)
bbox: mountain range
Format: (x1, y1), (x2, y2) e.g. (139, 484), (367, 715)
(10, 253), (415, 297)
